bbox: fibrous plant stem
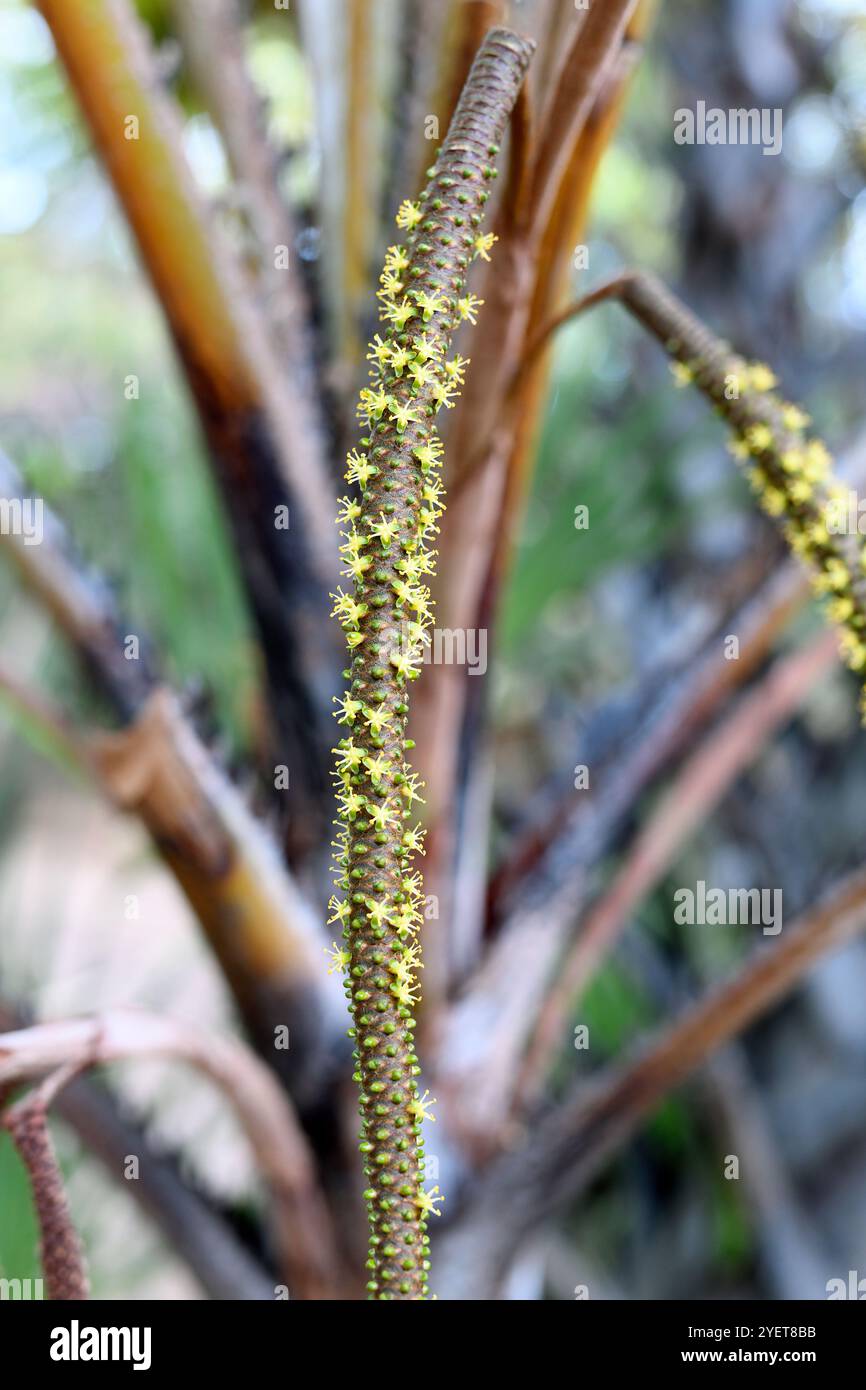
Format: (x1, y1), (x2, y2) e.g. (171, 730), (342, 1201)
(327, 27), (534, 1300)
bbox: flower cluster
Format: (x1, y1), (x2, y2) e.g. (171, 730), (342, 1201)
(670, 353), (866, 710)
(325, 27), (533, 1299)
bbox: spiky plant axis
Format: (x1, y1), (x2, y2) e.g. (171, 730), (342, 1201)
(327, 28), (533, 1300)
(623, 273), (866, 707)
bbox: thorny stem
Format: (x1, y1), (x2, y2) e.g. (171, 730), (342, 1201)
(530, 271), (866, 705)
(328, 28), (534, 1300)
(0, 451), (337, 1101)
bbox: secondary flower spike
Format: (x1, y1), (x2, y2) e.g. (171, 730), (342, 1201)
(618, 272), (866, 706)
(327, 28), (534, 1300)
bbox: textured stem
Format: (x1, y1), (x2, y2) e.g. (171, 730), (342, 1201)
(329, 27), (534, 1300)
(4, 1076), (90, 1301)
(171, 0), (323, 402)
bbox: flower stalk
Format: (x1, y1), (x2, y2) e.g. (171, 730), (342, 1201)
(327, 27), (534, 1300)
(3, 1073), (90, 1301)
(532, 270), (866, 711)
(628, 274), (866, 696)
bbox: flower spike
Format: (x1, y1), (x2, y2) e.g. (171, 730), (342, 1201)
(327, 28), (534, 1300)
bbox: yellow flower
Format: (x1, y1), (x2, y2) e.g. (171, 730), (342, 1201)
(456, 293), (484, 324)
(367, 334), (391, 367)
(342, 554), (372, 581)
(391, 577), (414, 606)
(413, 440), (443, 472)
(367, 799), (399, 832)
(363, 706), (394, 736)
(444, 354), (469, 384)
(727, 436), (750, 461)
(405, 361), (430, 391)
(333, 741), (365, 772)
(325, 941), (351, 975)
(421, 478), (445, 508)
(408, 1088), (436, 1124)
(748, 362), (777, 392)
(385, 244), (410, 274)
(364, 751), (392, 783)
(805, 439), (831, 478)
(388, 398), (419, 433)
(390, 648), (423, 681)
(391, 974), (420, 1007)
(781, 403), (810, 432)
(806, 520), (829, 546)
(840, 631), (866, 671)
(413, 289), (446, 321)
(341, 528), (369, 557)
(403, 583), (430, 615)
(431, 379), (458, 410)
(388, 345), (412, 376)
(670, 361), (693, 388)
(414, 1185), (444, 1218)
(388, 904), (420, 936)
(822, 558), (850, 593)
(390, 942), (422, 975)
(401, 870), (424, 898)
(760, 487), (786, 517)
(327, 897), (351, 926)
(398, 553), (432, 583)
(345, 449), (377, 487)
(336, 788), (366, 819)
(401, 824), (426, 854)
(786, 524), (811, 557)
(412, 333), (441, 363)
(333, 693), (363, 723)
(396, 199), (423, 230)
(370, 512), (401, 548)
(398, 772), (425, 807)
(779, 448), (804, 474)
(827, 596), (854, 623)
(377, 270), (403, 300)
(414, 546), (437, 573)
(357, 388), (389, 421)
(382, 296), (416, 329)
(365, 897), (392, 930)
(331, 590), (367, 627)
(746, 423), (773, 454)
(473, 232), (497, 261)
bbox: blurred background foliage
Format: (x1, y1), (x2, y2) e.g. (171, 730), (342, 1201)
(2, 0), (866, 1299)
